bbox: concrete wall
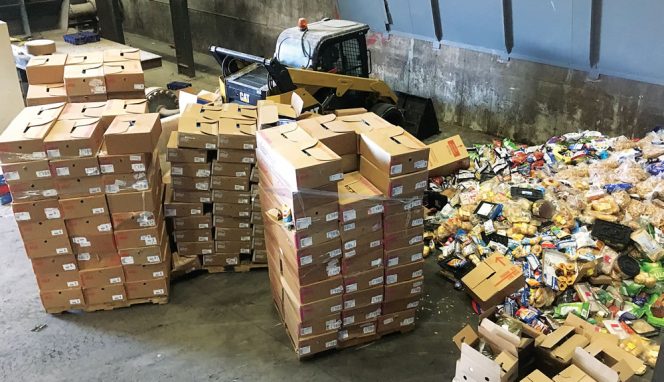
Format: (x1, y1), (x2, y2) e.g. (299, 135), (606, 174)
(121, 0), (664, 143)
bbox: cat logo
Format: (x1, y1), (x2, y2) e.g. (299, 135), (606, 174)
(239, 92), (250, 103)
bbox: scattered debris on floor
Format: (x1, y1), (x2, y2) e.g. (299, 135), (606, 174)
(30, 324), (47, 332)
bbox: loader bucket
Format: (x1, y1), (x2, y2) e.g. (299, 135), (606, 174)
(395, 91), (439, 140)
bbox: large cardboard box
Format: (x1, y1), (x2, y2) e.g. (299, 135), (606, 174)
(104, 113), (162, 154)
(31, 255), (77, 275)
(104, 60), (144, 93)
(336, 171), (384, 223)
(25, 83), (67, 106)
(64, 64), (107, 96)
(97, 150), (151, 174)
(12, 198), (62, 222)
(26, 54), (67, 84)
(461, 254), (525, 310)
(111, 208), (160, 230)
(83, 284), (127, 306)
(343, 267), (384, 293)
(280, 264), (343, 304)
(44, 118), (103, 159)
(216, 117), (256, 150)
(259, 183), (339, 233)
(125, 278), (169, 300)
(8, 178), (59, 201)
(49, 157), (100, 178)
(214, 240), (252, 254)
(39, 288), (85, 312)
(383, 206), (424, 234)
(114, 223), (163, 250)
(217, 147), (256, 164)
(360, 125), (429, 176)
(376, 308), (416, 335)
(383, 227), (424, 252)
(384, 244), (424, 269)
(177, 112), (218, 150)
(79, 265), (124, 288)
(211, 160), (252, 177)
(53, 175), (104, 198)
(297, 113), (357, 156)
(427, 135), (470, 177)
(35, 269), (81, 291)
(107, 183), (162, 214)
(18, 217), (68, 241)
(1, 159), (52, 184)
(343, 286), (384, 310)
(0, 103), (64, 163)
(172, 228), (212, 243)
(360, 156), (427, 198)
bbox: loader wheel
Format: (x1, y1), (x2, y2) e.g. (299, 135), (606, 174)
(371, 103), (405, 126)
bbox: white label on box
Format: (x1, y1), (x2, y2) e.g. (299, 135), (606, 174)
(133, 181), (148, 191)
(240, 236), (251, 241)
(296, 217), (311, 230)
(238, 198), (249, 204)
(14, 212), (30, 221)
(191, 209), (202, 215)
(100, 164), (114, 174)
(130, 155), (142, 161)
(326, 212), (339, 222)
(109, 277), (122, 284)
(201, 197), (211, 203)
(301, 326), (313, 336)
(343, 222), (356, 232)
(89, 187), (102, 194)
(62, 263), (76, 271)
(147, 255), (160, 263)
(367, 310), (380, 319)
(235, 171), (247, 177)
(198, 223), (209, 229)
(330, 304), (342, 313)
(239, 212), (249, 217)
(383, 318), (394, 325)
(346, 283), (358, 293)
(140, 219), (156, 227)
(112, 294), (124, 301)
(201, 249), (212, 255)
(412, 218), (424, 227)
(298, 346), (311, 356)
(171, 167), (183, 175)
(196, 169), (211, 177)
(392, 185), (403, 196)
(370, 276), (384, 286)
(407, 301), (419, 309)
(388, 258), (399, 267)
(226, 257), (238, 265)
(344, 240), (357, 250)
(299, 255), (313, 266)
(414, 160), (428, 169)
(411, 253), (423, 261)
(363, 325), (376, 334)
(56, 247), (69, 254)
(88, 207), (105, 216)
(243, 143), (254, 150)
(410, 287), (422, 294)
(240, 248), (251, 254)
(401, 318), (415, 326)
(66, 281), (79, 287)
(386, 274), (398, 284)
(51, 229), (64, 236)
(134, 83), (145, 90)
(409, 235), (423, 245)
(72, 237), (85, 244)
(79, 148), (93, 157)
(97, 223), (112, 232)
(46, 149), (61, 158)
(194, 157), (206, 163)
(121, 256), (134, 265)
(4, 171), (19, 181)
(414, 280), (423, 287)
(300, 237), (313, 248)
(415, 180), (427, 190)
(329, 173), (343, 182)
(36, 170), (51, 178)
(345, 250), (356, 258)
(55, 166), (71, 176)
(77, 253), (91, 261)
(105, 184), (120, 193)
(370, 240), (381, 248)
(195, 182), (208, 190)
(413, 270), (423, 278)
(344, 300), (356, 309)
(326, 230), (339, 239)
(327, 248), (342, 258)
(132, 164), (146, 172)
(339, 330), (349, 340)
(144, 236), (158, 245)
(165, 209), (176, 217)
(93, 86), (106, 94)
(153, 288), (165, 295)
(69, 299), (82, 305)
(369, 204), (384, 214)
(342, 209), (356, 222)
(330, 285), (343, 295)
(43, 189), (58, 197)
(405, 199), (422, 210)
(326, 320), (341, 330)
(343, 316), (355, 325)
(45, 208), (61, 219)
(371, 295), (383, 304)
(371, 258), (382, 267)
(85, 167), (99, 176)
(234, 185), (245, 191)
(327, 266), (341, 277)
(197, 237), (208, 242)
(32, 151), (46, 159)
(325, 340), (337, 348)
(390, 164), (403, 175)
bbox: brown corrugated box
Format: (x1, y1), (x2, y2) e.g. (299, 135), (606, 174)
(104, 60), (144, 93)
(43, 118), (103, 159)
(343, 267), (384, 293)
(382, 294), (421, 314)
(211, 190), (251, 204)
(103, 48), (141, 62)
(107, 182), (162, 214)
(26, 83), (67, 106)
(83, 284), (126, 306)
(39, 288), (85, 311)
(77, 252), (121, 271)
(177, 241), (214, 256)
(172, 228), (212, 243)
(0, 103), (64, 163)
(216, 147), (256, 163)
(211, 160), (252, 177)
(104, 113), (162, 155)
(376, 308), (416, 335)
(53, 175), (104, 198)
(31, 255), (77, 275)
(49, 156), (100, 178)
(427, 135), (470, 177)
(26, 54), (67, 84)
(360, 125), (429, 176)
(342, 228), (382, 258)
(110, 208), (160, 231)
(66, 52), (103, 65)
(385, 260), (424, 285)
(461, 254), (525, 310)
(297, 113), (357, 156)
(343, 286), (384, 310)
(202, 253), (240, 267)
(64, 63), (106, 96)
(79, 265), (124, 288)
(97, 150), (151, 174)
(264, 220), (342, 268)
(341, 304), (381, 326)
(35, 268), (81, 290)
(177, 111), (218, 150)
(383, 227), (424, 252)
(213, 202), (251, 218)
(383, 206), (424, 234)
(12, 198), (62, 222)
(360, 156), (427, 198)
(336, 171), (384, 223)
(171, 176), (210, 191)
(384, 244), (424, 268)
(125, 278), (169, 300)
(214, 240), (252, 254)
(8, 178), (59, 201)
(117, 226), (168, 265)
(341, 248), (383, 275)
(170, 162), (211, 178)
(23, 233), (72, 259)
(18, 217), (68, 242)
(172, 215), (212, 230)
(210, 175), (249, 191)
(70, 232), (117, 255)
(1, 159), (52, 183)
(166, 132), (208, 163)
(384, 277), (423, 302)
(173, 189), (211, 203)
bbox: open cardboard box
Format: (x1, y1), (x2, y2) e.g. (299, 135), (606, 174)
(550, 348), (634, 382)
(535, 325), (591, 374)
(461, 254), (525, 310)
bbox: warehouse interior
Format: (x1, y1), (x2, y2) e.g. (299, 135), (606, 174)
(1, 1), (663, 381)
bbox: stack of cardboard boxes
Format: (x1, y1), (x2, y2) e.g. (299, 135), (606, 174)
(0, 101), (169, 313)
(165, 103), (264, 271)
(25, 49), (145, 106)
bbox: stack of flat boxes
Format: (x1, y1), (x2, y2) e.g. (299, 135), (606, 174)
(0, 102), (168, 312)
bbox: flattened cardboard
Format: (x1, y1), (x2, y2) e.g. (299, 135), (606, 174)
(427, 135), (470, 177)
(26, 83), (67, 106)
(1, 159), (52, 183)
(461, 254), (525, 310)
(104, 113), (162, 154)
(360, 156), (428, 198)
(44, 118), (103, 159)
(12, 199), (62, 222)
(26, 54), (67, 84)
(49, 156), (100, 178)
(104, 60), (145, 93)
(64, 63), (106, 96)
(0, 103), (64, 163)
(360, 125), (429, 176)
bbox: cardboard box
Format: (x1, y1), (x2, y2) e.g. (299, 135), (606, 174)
(385, 244), (424, 268)
(337, 320), (377, 344)
(376, 308), (417, 334)
(342, 304), (381, 326)
(173, 189), (211, 203)
(77, 252), (121, 271)
(360, 156), (427, 198)
(536, 326), (591, 371)
(66, 52), (103, 65)
(384, 277), (423, 302)
(343, 286), (383, 310)
(125, 278), (169, 300)
(383, 195), (423, 216)
(26, 54), (67, 84)
(343, 267), (384, 293)
(124, 259), (169, 283)
(0, 103), (63, 163)
(12, 198), (62, 222)
(283, 310), (339, 358)
(79, 265), (124, 288)
(102, 159), (159, 194)
(276, 244), (341, 286)
(83, 284), (127, 306)
(342, 228), (383, 258)
(177, 111), (218, 150)
(35, 269), (81, 290)
(173, 229), (212, 243)
(177, 241), (214, 256)
(173, 215), (212, 230)
(1, 159), (52, 183)
(49, 156), (100, 178)
(453, 343), (518, 382)
(264, 222), (342, 268)
(216, 118), (256, 150)
(210, 175), (249, 191)
(164, 189), (203, 217)
(53, 175), (104, 198)
(117, 228), (168, 266)
(360, 125), (429, 176)
(17, 217), (67, 242)
(104, 113), (162, 154)
(166, 132), (208, 163)
(215, 227), (252, 241)
(427, 135), (470, 177)
(59, 101), (106, 120)
(280, 264), (343, 304)
(214, 239), (252, 255)
(64, 64), (106, 96)
(337, 171), (384, 223)
(551, 365), (595, 382)
(39, 288), (85, 312)
(211, 161), (251, 177)
(382, 294), (421, 314)
(383, 206), (424, 234)
(383, 227), (424, 252)
(385, 260), (424, 285)
(281, 276), (343, 322)
(70, 232), (117, 255)
(202, 253), (240, 267)
(104, 60), (144, 93)
(297, 113), (357, 156)
(171, 175), (209, 191)
(170, 162), (211, 178)
(340, 153), (359, 173)
(26, 83), (67, 106)
(64, 214), (112, 237)
(213, 202), (251, 218)
(211, 190), (251, 204)
(107, 183), (162, 214)
(461, 254), (525, 310)
(31, 255), (77, 274)
(339, 214), (382, 242)
(43, 118), (103, 159)
(111, 208), (160, 231)
(341, 248), (383, 275)
(103, 48), (141, 62)
(97, 150), (151, 174)
(521, 370), (554, 382)
(217, 147), (256, 164)
(67, 94), (108, 103)
(114, 223), (162, 249)
(253, 249), (267, 263)
(283, 291), (341, 339)
(582, 336), (644, 378)
(101, 98), (148, 121)
(256, 124), (342, 190)
(23, 234), (72, 259)
(8, 178), (58, 201)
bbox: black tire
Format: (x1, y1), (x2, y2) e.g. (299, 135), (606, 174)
(370, 102), (405, 126)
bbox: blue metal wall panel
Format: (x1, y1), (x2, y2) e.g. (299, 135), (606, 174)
(337, 0), (389, 33)
(510, 0), (591, 70)
(385, 0), (438, 42)
(598, 2), (664, 85)
(438, 0), (505, 55)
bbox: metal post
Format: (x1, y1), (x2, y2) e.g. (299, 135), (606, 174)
(19, 0), (31, 36)
(169, 0), (196, 77)
(96, 0), (125, 44)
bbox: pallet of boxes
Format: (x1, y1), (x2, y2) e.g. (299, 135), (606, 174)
(0, 101), (170, 313)
(24, 48), (145, 106)
(165, 103), (266, 272)
(257, 110), (428, 357)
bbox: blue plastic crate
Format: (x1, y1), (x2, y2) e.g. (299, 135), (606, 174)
(0, 193), (12, 205)
(63, 31), (100, 45)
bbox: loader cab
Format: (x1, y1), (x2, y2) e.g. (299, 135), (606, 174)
(275, 19), (370, 78)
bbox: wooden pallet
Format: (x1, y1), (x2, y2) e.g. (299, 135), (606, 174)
(204, 262), (268, 274)
(46, 296), (169, 314)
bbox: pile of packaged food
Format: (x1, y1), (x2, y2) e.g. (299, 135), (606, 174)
(425, 128), (664, 376)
